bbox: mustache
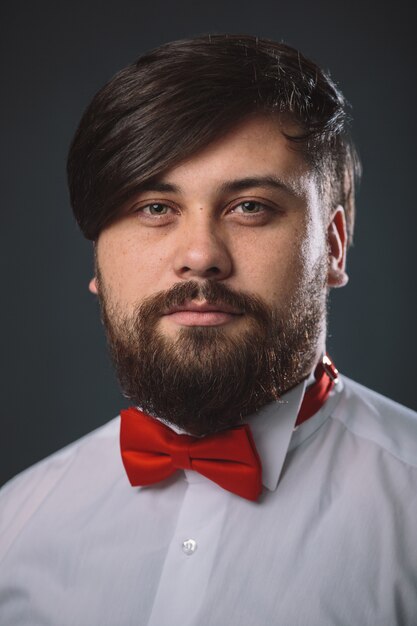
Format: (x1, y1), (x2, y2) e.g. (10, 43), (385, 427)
(137, 280), (272, 323)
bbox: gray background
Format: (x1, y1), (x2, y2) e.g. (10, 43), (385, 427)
(1, 0), (416, 486)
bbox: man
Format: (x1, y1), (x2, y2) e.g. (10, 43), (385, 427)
(0, 34), (416, 625)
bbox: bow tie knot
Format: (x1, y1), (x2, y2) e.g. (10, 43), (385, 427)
(169, 435), (193, 470)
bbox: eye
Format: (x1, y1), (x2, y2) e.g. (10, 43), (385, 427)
(231, 201), (267, 214)
(141, 203), (171, 216)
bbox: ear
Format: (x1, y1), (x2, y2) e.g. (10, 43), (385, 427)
(327, 206), (349, 288)
(89, 241), (99, 294)
(89, 277), (98, 294)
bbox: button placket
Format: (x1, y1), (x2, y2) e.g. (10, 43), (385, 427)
(147, 479), (228, 626)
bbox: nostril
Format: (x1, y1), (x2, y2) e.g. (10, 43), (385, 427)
(180, 266), (221, 276)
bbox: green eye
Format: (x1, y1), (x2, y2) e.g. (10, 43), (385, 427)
(237, 201), (263, 213)
(146, 203), (169, 215)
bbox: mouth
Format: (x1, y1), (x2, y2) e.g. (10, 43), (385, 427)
(162, 300), (243, 327)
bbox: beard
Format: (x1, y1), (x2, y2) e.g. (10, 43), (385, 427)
(97, 260), (328, 436)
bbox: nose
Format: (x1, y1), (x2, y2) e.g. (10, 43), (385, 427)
(173, 215), (233, 281)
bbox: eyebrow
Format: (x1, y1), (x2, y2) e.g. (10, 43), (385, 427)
(136, 175), (299, 198)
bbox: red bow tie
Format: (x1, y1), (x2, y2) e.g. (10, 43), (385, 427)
(120, 355), (338, 501)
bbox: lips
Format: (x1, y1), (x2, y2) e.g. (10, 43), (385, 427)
(162, 300), (243, 327)
(164, 301), (242, 315)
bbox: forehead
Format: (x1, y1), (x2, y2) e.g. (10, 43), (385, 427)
(142, 115), (314, 199)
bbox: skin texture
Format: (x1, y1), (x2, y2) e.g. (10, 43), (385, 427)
(90, 115), (347, 348)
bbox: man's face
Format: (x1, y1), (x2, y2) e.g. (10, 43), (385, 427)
(92, 115), (347, 434)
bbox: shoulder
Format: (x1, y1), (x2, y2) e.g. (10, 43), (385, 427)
(0, 417), (121, 559)
(333, 376), (417, 468)
(1, 417), (121, 496)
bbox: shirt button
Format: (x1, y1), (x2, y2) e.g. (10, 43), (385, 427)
(182, 539), (197, 555)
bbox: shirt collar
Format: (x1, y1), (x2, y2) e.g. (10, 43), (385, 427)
(248, 380), (307, 492)
(247, 373), (343, 491)
(146, 387), (306, 493)
(248, 373), (344, 492)
(141, 364), (343, 493)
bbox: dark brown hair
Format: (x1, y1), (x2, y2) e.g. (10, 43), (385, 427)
(67, 34), (361, 243)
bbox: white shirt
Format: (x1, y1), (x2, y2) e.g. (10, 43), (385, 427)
(0, 375), (416, 625)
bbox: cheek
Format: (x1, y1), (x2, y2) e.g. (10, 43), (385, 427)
(235, 229), (305, 303)
(96, 233), (155, 310)
(241, 224), (325, 306)
(97, 220), (186, 316)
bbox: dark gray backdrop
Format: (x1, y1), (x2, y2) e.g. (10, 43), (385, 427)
(1, 0), (416, 486)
